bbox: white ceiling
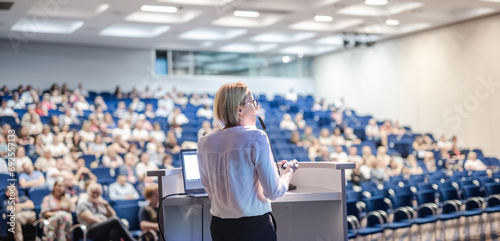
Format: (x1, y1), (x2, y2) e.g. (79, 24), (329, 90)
(0, 0), (499, 56)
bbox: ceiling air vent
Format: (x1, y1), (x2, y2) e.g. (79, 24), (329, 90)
(0, 2), (14, 10)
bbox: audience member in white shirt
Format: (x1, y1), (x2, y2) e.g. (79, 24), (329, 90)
(0, 100), (17, 118)
(197, 121), (213, 139)
(34, 148), (57, 172)
(190, 93), (202, 106)
(196, 105), (213, 119)
(140, 86), (154, 99)
(200, 93), (214, 107)
(7, 93), (25, 109)
(78, 122), (95, 143)
(279, 114), (297, 131)
(112, 120), (131, 141)
(158, 95), (175, 114)
(149, 123), (166, 143)
(330, 145), (348, 162)
(464, 152), (487, 171)
(135, 153), (159, 181)
(132, 120), (150, 142)
(47, 136), (69, 157)
(293, 113), (306, 130)
(113, 101), (128, 119)
(15, 146), (33, 172)
(365, 118), (380, 141)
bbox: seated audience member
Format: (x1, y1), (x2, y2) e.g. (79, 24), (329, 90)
(146, 123), (164, 142)
(279, 114), (297, 131)
(103, 113), (117, 130)
(17, 127), (34, 146)
(118, 153), (139, 184)
(129, 97), (145, 112)
(464, 152), (487, 171)
(315, 146), (331, 162)
(74, 157), (98, 188)
(168, 107), (189, 137)
(200, 93), (213, 107)
(423, 135), (435, 150)
(165, 131), (181, 154)
(15, 146), (32, 172)
(140, 87), (154, 99)
(347, 146), (363, 163)
(379, 120), (393, 148)
(448, 143), (466, 171)
(132, 119), (150, 142)
(49, 116), (61, 133)
(93, 96), (108, 111)
(8, 92), (26, 109)
(63, 174), (84, 205)
(330, 145), (348, 162)
(153, 86), (166, 99)
(190, 93), (201, 106)
(40, 125), (54, 145)
(365, 118), (380, 142)
(158, 93), (175, 109)
(196, 105), (213, 119)
(46, 159), (73, 188)
(350, 162), (367, 186)
(161, 154), (175, 170)
(61, 146), (79, 171)
(21, 105), (40, 126)
(79, 121), (96, 143)
(110, 135), (130, 154)
(145, 141), (164, 166)
(112, 120), (132, 141)
(59, 124), (74, 143)
(370, 158), (389, 185)
(343, 127), (361, 147)
(59, 108), (80, 126)
(40, 181), (74, 241)
(412, 136), (429, 159)
(47, 135), (69, 157)
(19, 163), (46, 190)
(0, 100), (19, 120)
(139, 184), (160, 241)
(308, 139), (322, 161)
(174, 92), (188, 107)
(197, 120), (213, 139)
(376, 146), (391, 167)
(101, 146), (124, 170)
(331, 127), (345, 146)
(26, 113), (43, 135)
(386, 158), (403, 177)
(318, 128), (333, 146)
(311, 99), (327, 111)
(437, 135), (452, 151)
(301, 126), (316, 147)
(136, 153), (159, 181)
(76, 183), (137, 241)
(423, 152), (437, 173)
(4, 187), (36, 241)
(109, 173), (140, 200)
(289, 131), (303, 147)
(403, 155), (423, 175)
(114, 101), (128, 119)
(87, 134), (107, 157)
(360, 156), (375, 180)
(34, 147), (57, 172)
(293, 112), (306, 130)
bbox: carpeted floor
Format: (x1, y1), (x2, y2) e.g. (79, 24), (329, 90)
(356, 213), (500, 241)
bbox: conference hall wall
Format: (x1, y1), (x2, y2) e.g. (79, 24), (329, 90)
(0, 40), (313, 97)
(314, 13), (500, 157)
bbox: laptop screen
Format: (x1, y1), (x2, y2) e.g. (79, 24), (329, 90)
(180, 149), (205, 192)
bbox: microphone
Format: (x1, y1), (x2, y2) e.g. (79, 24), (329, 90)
(258, 117), (297, 191)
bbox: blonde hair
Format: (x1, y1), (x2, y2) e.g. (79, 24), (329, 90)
(213, 81), (248, 128)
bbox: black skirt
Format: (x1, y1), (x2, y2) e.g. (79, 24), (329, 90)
(210, 212), (277, 241)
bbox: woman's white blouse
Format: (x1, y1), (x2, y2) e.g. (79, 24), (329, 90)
(197, 126), (288, 219)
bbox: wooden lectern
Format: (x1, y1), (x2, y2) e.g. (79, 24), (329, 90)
(148, 162), (355, 241)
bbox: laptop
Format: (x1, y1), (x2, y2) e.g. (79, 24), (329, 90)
(180, 149), (208, 197)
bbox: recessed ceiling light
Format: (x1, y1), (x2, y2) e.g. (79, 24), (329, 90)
(385, 19), (399, 25)
(282, 56), (290, 63)
(141, 5), (178, 13)
(233, 10), (260, 18)
(314, 15), (333, 22)
(365, 0), (388, 6)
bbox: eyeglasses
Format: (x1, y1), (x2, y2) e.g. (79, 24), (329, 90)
(242, 99), (258, 108)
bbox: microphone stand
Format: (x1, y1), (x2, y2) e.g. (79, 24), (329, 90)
(258, 117), (297, 191)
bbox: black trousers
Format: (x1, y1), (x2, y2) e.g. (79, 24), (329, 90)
(211, 213), (277, 241)
(87, 217), (137, 241)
